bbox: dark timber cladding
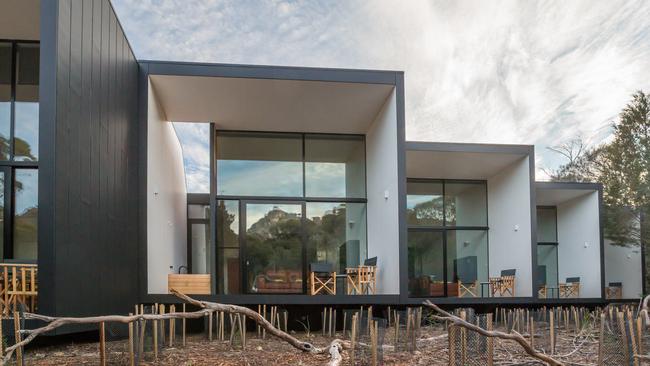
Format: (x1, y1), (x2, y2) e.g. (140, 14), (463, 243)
(39, 0), (140, 328)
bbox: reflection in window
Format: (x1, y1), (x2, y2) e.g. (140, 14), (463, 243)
(15, 43), (39, 102)
(446, 230), (489, 297)
(14, 102), (38, 161)
(14, 169), (38, 260)
(537, 244), (558, 292)
(537, 207), (557, 243)
(217, 132), (303, 197)
(408, 231), (444, 297)
(246, 203), (303, 294)
(188, 204), (210, 219)
(216, 200), (239, 294)
(306, 202), (367, 274)
(445, 182), (487, 226)
(305, 134), (365, 198)
(407, 181), (443, 226)
(190, 223), (210, 274)
(0, 43), (12, 161)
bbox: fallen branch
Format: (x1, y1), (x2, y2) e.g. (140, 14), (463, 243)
(423, 300), (566, 366)
(0, 291), (348, 366)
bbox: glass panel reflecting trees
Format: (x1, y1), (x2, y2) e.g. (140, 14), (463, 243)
(216, 200), (239, 294)
(408, 231), (444, 297)
(215, 132), (367, 295)
(407, 179), (488, 298)
(246, 203), (303, 294)
(536, 206), (558, 298)
(306, 202), (367, 274)
(14, 169), (37, 260)
(0, 43), (10, 161)
(407, 181), (443, 226)
(14, 43), (39, 161)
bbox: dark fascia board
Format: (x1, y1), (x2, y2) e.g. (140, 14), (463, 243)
(138, 59), (402, 85)
(187, 193), (210, 205)
(405, 141), (534, 155)
(535, 181), (603, 191)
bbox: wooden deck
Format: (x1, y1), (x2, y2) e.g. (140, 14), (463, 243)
(0, 263), (37, 317)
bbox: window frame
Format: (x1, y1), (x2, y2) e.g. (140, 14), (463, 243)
(214, 130), (368, 295)
(536, 205), (559, 296)
(406, 178), (489, 297)
(0, 39), (39, 262)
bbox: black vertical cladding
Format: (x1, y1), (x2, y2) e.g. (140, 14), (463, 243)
(38, 0), (140, 325)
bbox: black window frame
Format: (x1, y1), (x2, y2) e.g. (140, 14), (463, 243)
(213, 130), (369, 295)
(406, 178), (489, 298)
(0, 39), (39, 262)
(536, 205), (559, 295)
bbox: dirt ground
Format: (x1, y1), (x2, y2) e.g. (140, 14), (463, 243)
(21, 323), (602, 366)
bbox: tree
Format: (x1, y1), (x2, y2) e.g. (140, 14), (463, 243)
(547, 91), (650, 291)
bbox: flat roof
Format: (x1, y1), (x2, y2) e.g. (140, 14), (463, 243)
(535, 181), (601, 206)
(143, 60), (401, 134)
(405, 141), (532, 180)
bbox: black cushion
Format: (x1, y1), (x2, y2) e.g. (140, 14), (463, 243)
(454, 256), (478, 283)
(364, 257), (377, 266)
(566, 277), (580, 283)
(608, 282), (622, 287)
(501, 269), (516, 277)
(537, 265), (547, 287)
(310, 262), (333, 273)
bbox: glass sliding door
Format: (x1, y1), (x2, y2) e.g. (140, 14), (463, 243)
(408, 230), (445, 297)
(244, 202), (304, 294)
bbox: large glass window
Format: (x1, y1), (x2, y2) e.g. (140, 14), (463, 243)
(216, 200), (239, 294)
(215, 132), (367, 295)
(245, 203), (303, 294)
(445, 182), (487, 226)
(537, 207), (557, 243)
(14, 169), (38, 260)
(407, 179), (488, 298)
(408, 231), (444, 297)
(306, 202), (367, 274)
(216, 132), (303, 197)
(446, 230), (489, 292)
(407, 181), (443, 226)
(305, 134), (365, 198)
(0, 41), (39, 262)
(536, 206), (559, 298)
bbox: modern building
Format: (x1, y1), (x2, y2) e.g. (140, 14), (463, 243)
(0, 0), (641, 328)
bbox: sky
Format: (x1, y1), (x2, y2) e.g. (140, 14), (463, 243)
(112, 0), (650, 192)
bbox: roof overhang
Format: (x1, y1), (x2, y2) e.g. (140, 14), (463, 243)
(0, 0), (40, 40)
(405, 142), (533, 180)
(535, 182), (601, 206)
(144, 61), (400, 135)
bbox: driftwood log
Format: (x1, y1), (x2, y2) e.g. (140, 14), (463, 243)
(423, 300), (566, 366)
(1, 290), (348, 366)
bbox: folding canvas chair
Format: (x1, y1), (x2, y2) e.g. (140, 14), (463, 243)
(454, 256), (478, 297)
(559, 277), (580, 298)
(605, 282), (623, 299)
(309, 263), (336, 295)
(346, 257), (377, 295)
(490, 269), (516, 297)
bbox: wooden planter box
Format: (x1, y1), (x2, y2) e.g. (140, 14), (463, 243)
(167, 274), (211, 295)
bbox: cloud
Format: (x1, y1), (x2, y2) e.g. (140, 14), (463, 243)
(114, 0), (650, 180)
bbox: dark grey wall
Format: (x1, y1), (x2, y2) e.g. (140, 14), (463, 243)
(39, 0), (140, 322)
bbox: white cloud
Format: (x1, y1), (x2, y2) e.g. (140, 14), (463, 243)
(114, 0), (650, 181)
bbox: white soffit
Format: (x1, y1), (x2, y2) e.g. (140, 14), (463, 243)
(149, 75), (395, 134)
(406, 150), (527, 179)
(536, 189), (594, 206)
(0, 0), (40, 40)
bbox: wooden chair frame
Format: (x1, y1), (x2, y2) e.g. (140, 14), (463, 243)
(346, 266), (377, 295)
(0, 263), (38, 317)
(559, 281), (580, 298)
(489, 270), (516, 297)
(459, 281), (478, 297)
(309, 271), (336, 295)
(605, 283), (623, 299)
